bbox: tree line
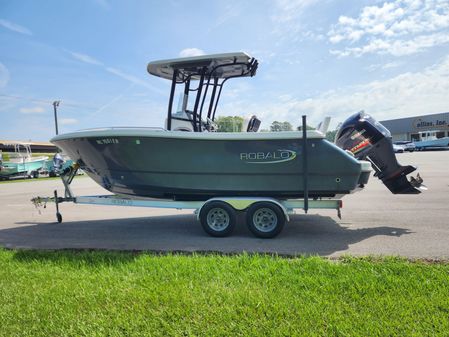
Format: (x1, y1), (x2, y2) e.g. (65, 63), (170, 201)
(215, 116), (337, 141)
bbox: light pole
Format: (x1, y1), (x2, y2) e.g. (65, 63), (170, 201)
(53, 101), (60, 135)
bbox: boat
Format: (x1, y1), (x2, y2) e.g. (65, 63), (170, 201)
(0, 143), (48, 179)
(51, 52), (423, 201)
(45, 153), (74, 176)
(413, 131), (449, 150)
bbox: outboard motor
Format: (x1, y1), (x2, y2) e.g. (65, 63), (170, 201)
(335, 111), (424, 194)
(53, 153), (65, 174)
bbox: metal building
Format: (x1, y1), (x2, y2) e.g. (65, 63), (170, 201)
(381, 112), (449, 142)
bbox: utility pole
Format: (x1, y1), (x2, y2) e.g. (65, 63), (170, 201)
(53, 101), (60, 135)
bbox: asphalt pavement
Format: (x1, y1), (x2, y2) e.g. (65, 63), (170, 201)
(0, 151), (448, 259)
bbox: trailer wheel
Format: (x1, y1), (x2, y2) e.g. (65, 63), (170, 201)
(56, 212), (62, 223)
(246, 202), (285, 238)
(199, 201), (236, 237)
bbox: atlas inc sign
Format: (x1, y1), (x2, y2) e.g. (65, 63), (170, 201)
(413, 115), (449, 130)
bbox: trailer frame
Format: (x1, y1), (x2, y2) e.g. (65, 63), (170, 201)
(31, 164), (342, 238)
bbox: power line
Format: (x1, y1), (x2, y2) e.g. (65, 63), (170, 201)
(0, 94), (99, 110)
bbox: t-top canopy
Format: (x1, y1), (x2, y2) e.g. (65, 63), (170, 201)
(147, 52), (257, 81)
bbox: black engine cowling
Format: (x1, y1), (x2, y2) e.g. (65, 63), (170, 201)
(335, 111), (424, 194)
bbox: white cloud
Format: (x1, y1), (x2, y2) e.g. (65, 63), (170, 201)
(283, 55), (449, 125)
(19, 106), (46, 114)
(272, 0), (319, 23)
(0, 19), (32, 35)
(104, 68), (165, 94)
(331, 32), (449, 57)
(64, 50), (162, 93)
(382, 61), (401, 69)
(88, 87), (130, 119)
(0, 62), (10, 88)
(67, 50), (103, 65)
(218, 55), (449, 128)
(59, 118), (78, 125)
(179, 48), (205, 58)
(270, 0), (320, 42)
(328, 0), (449, 57)
(105, 67), (153, 89)
(366, 61), (402, 72)
(213, 1), (242, 27)
(0, 95), (16, 113)
(270, 0), (326, 48)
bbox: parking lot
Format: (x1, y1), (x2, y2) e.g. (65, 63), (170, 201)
(0, 150), (448, 259)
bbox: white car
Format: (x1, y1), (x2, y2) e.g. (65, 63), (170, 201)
(394, 141), (416, 152)
(393, 144), (405, 153)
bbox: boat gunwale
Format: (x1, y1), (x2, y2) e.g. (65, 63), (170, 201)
(51, 128), (325, 142)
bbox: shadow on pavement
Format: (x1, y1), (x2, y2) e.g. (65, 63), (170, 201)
(0, 213), (412, 256)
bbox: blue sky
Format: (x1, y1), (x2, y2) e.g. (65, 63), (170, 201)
(1, 0), (449, 141)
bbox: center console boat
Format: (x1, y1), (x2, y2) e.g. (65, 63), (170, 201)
(43, 52), (424, 238)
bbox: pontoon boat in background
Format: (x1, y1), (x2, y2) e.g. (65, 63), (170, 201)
(41, 52), (424, 238)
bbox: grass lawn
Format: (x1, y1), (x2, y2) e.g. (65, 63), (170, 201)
(0, 250), (448, 336)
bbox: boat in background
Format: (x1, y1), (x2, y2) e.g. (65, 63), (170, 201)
(45, 153), (73, 177)
(414, 131), (449, 150)
(0, 143), (48, 180)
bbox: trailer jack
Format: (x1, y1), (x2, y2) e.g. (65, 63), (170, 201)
(31, 163), (78, 223)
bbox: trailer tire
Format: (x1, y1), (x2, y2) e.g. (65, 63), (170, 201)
(199, 201), (236, 237)
(246, 202), (285, 238)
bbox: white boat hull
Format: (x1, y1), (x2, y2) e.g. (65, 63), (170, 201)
(415, 137), (449, 149)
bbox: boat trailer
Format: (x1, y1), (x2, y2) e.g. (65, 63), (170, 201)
(31, 162), (343, 239)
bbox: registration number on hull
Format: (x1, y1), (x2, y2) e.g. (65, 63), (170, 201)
(96, 138), (119, 145)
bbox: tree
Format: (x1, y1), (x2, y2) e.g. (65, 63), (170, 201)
(325, 129), (338, 142)
(215, 116), (245, 132)
(325, 123), (341, 142)
(270, 121), (293, 132)
(270, 121), (282, 132)
(281, 121), (293, 131)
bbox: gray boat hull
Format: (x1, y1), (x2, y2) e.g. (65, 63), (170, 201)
(52, 130), (370, 200)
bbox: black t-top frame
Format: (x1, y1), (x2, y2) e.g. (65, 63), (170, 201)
(149, 53), (258, 132)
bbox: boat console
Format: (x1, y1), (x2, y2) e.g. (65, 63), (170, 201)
(148, 52), (258, 133)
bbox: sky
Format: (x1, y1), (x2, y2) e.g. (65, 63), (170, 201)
(1, 0), (449, 141)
